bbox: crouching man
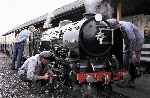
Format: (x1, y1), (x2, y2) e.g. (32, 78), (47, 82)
(18, 51), (55, 88)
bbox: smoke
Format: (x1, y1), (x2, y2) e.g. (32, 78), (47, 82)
(84, 0), (101, 14)
(84, 0), (113, 19)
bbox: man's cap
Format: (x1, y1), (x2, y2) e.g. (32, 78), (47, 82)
(39, 51), (55, 61)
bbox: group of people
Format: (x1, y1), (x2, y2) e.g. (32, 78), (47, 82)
(10, 26), (56, 87)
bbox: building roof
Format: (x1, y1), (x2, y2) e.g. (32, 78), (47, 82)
(2, 13), (48, 36)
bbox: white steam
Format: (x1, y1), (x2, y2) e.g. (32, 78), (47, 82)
(84, 0), (113, 19)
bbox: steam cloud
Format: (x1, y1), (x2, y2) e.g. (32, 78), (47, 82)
(84, 0), (113, 19)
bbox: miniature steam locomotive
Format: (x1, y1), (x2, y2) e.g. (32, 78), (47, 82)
(40, 13), (128, 97)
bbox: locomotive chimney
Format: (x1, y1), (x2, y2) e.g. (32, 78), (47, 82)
(83, 13), (95, 19)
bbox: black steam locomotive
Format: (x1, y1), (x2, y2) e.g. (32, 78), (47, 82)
(41, 13), (127, 97)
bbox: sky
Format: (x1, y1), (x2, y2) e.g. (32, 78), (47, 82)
(0, 0), (76, 35)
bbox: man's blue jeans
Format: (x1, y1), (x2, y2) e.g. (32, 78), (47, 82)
(12, 42), (25, 69)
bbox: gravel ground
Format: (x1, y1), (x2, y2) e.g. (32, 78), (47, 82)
(0, 52), (133, 98)
(0, 53), (48, 98)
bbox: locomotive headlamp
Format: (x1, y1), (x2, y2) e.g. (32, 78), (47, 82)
(95, 14), (102, 21)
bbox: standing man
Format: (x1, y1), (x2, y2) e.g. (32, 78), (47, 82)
(11, 28), (31, 70)
(119, 21), (144, 66)
(107, 19), (144, 87)
(119, 21), (144, 87)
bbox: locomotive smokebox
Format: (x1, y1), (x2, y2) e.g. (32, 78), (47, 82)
(62, 15), (114, 58)
(79, 17), (113, 57)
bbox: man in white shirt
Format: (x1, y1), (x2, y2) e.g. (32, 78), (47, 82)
(18, 51), (55, 87)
